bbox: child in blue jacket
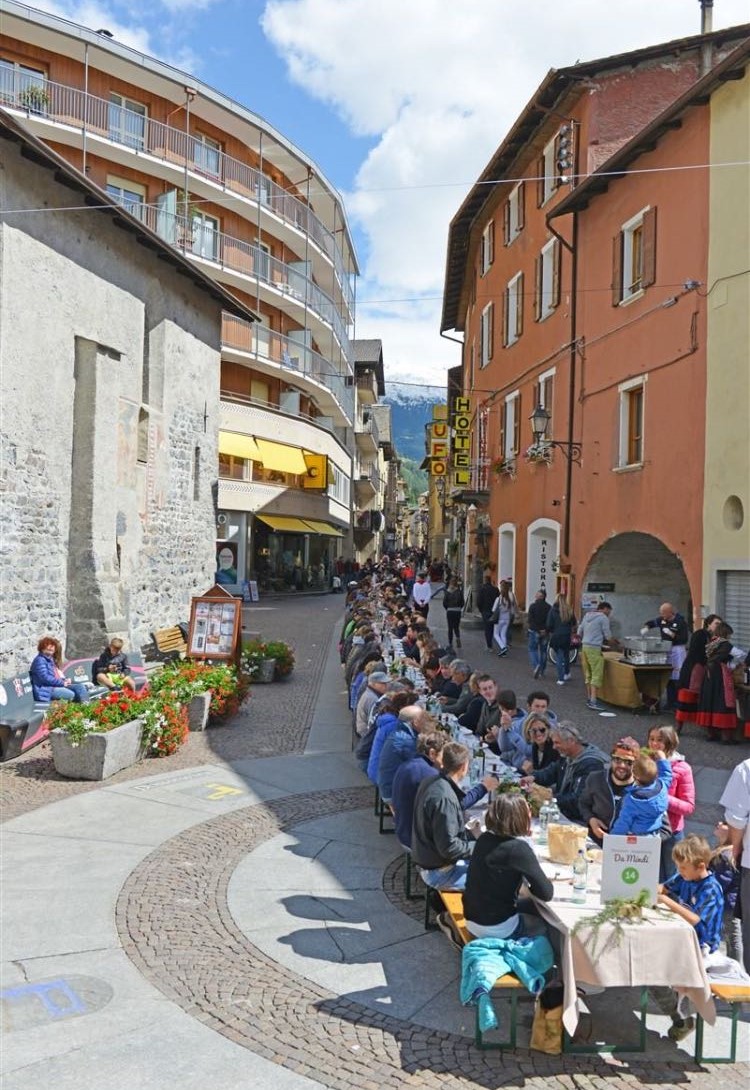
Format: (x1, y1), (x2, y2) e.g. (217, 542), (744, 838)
(610, 752), (673, 835)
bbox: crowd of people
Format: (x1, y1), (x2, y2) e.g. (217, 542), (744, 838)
(339, 554), (750, 1043)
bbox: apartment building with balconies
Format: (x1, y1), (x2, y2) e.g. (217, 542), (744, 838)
(351, 339), (387, 562)
(1, 1), (358, 594)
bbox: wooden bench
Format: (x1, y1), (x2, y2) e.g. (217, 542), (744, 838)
(150, 625), (188, 662)
(694, 982), (750, 1063)
(0, 674), (49, 762)
(439, 890), (524, 1049)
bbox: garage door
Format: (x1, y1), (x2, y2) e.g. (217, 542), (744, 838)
(718, 570), (750, 649)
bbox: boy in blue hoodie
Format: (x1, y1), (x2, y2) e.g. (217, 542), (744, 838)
(610, 751), (673, 835)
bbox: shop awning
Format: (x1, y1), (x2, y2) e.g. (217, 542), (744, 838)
(301, 519), (344, 537)
(256, 514), (313, 533)
(254, 438), (307, 475)
(219, 431), (259, 460)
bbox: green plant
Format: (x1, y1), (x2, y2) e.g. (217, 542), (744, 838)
(265, 639), (295, 677)
(241, 639), (270, 680)
(149, 660), (246, 718)
(571, 889), (652, 956)
(46, 689), (145, 747)
(19, 84), (50, 112)
(139, 696), (189, 756)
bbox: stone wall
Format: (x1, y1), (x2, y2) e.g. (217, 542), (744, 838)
(0, 136), (224, 674)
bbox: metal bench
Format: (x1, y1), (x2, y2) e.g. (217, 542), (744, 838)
(0, 675), (49, 762)
(439, 889), (524, 1049)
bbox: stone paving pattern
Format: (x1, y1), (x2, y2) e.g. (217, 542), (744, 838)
(3, 597), (749, 1087)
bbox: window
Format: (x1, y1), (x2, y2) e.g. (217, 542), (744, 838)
(193, 446), (201, 500)
(193, 133), (221, 177)
(108, 92), (147, 150)
(536, 369), (555, 437)
(0, 59), (47, 110)
(618, 377), (646, 467)
(503, 182), (525, 245)
(613, 207), (657, 304)
(137, 408), (149, 464)
(106, 176), (146, 221)
(500, 392), (521, 460)
(538, 136), (559, 207)
(191, 210), (220, 261)
(254, 241), (271, 282)
(535, 239), (561, 321)
(503, 273), (524, 346)
(480, 303), (494, 367)
(328, 462), (350, 506)
(218, 453), (251, 481)
(480, 221), (495, 275)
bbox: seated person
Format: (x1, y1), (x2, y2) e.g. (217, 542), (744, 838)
(438, 659), (472, 715)
(651, 835), (725, 1041)
(610, 750), (673, 836)
(579, 736), (641, 843)
(509, 712), (557, 774)
(29, 636), (88, 704)
(521, 723), (608, 823)
(459, 794), (554, 941)
(485, 688), (525, 756)
(434, 655), (461, 699)
(377, 706), (428, 804)
(457, 672), (485, 732)
(411, 742), (477, 889)
(92, 637), (136, 692)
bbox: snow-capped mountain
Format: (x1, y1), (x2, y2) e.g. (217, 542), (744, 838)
(384, 379), (443, 463)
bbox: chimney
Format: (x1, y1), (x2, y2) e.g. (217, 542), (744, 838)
(700, 0), (714, 75)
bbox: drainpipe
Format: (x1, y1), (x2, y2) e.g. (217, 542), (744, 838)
(82, 43), (88, 174)
(563, 211), (578, 562)
(700, 0), (714, 76)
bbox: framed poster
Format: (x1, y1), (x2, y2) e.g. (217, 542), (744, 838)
(188, 591), (241, 660)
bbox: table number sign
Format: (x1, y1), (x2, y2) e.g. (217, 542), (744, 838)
(600, 834), (660, 905)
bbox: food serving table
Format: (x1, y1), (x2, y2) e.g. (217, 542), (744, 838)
(599, 651), (673, 710)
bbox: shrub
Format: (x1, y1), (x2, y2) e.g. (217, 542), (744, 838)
(46, 689), (189, 756)
(264, 640), (295, 678)
(139, 697), (189, 756)
(149, 660), (247, 719)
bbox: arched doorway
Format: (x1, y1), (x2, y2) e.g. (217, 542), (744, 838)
(497, 523), (516, 587)
(583, 532), (691, 641)
(526, 518), (560, 608)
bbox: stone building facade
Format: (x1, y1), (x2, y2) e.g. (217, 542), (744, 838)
(0, 110), (255, 673)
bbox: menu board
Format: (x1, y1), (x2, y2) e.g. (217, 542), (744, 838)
(188, 592), (241, 660)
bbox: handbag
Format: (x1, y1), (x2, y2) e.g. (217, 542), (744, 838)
(570, 633), (582, 648)
(530, 979), (564, 1054)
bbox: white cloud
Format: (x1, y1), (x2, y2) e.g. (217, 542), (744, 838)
(31, 0), (153, 52)
(262, 0), (749, 384)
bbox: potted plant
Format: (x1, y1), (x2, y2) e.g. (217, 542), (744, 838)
(491, 456), (516, 478)
(18, 84), (50, 115)
(265, 639), (295, 680)
(149, 660), (214, 730)
(139, 696), (189, 756)
(47, 690), (147, 780)
(524, 443), (552, 466)
(241, 640), (276, 684)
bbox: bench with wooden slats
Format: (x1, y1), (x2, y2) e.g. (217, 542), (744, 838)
(694, 982), (750, 1063)
(151, 626), (188, 661)
(439, 890), (524, 1050)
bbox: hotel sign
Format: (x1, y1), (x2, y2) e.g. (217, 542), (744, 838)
(452, 396), (471, 486)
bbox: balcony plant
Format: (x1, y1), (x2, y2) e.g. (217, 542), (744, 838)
(523, 443), (552, 465)
(18, 84), (50, 114)
(491, 456), (516, 478)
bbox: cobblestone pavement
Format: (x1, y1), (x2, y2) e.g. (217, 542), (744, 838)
(3, 597), (749, 1088)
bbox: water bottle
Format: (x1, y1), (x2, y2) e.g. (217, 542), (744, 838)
(547, 799), (560, 826)
(537, 801), (550, 844)
(470, 748), (485, 785)
(572, 849), (588, 904)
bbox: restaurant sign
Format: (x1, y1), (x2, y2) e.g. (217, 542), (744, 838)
(600, 834), (660, 905)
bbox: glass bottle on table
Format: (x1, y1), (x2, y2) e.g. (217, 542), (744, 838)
(537, 801), (550, 845)
(572, 849), (588, 904)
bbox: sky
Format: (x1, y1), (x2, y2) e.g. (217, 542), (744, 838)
(27, 0), (750, 390)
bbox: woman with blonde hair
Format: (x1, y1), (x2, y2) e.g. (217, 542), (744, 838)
(547, 593), (577, 685)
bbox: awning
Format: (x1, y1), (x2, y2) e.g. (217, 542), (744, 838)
(219, 431), (259, 460)
(254, 438), (307, 475)
(301, 519), (344, 537)
(256, 514), (313, 533)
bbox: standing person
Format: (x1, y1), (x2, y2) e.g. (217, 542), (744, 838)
(641, 603), (689, 710)
(719, 757), (750, 974)
(675, 614), (722, 732)
(647, 725), (695, 880)
(709, 821), (743, 966)
(696, 632), (738, 743)
(442, 577), (465, 650)
(492, 579), (515, 657)
(548, 593), (577, 686)
(477, 574), (500, 652)
(578, 601), (616, 712)
(527, 589), (550, 679)
(412, 571), (432, 619)
(29, 637), (88, 704)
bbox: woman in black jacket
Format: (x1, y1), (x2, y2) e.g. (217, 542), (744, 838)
(463, 794), (554, 940)
(443, 578), (465, 650)
(547, 593), (577, 686)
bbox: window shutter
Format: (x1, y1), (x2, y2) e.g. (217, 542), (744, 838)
(612, 232), (623, 306)
(488, 220), (495, 266)
(488, 302), (494, 360)
(516, 273), (524, 338)
(502, 286), (509, 347)
(518, 181), (525, 230)
(534, 255), (542, 321)
(503, 199), (510, 246)
(537, 156), (545, 207)
(552, 240), (561, 308)
(513, 393), (522, 454)
(499, 402), (507, 456)
(641, 207), (657, 288)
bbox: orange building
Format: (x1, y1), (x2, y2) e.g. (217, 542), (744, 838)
(442, 26), (749, 638)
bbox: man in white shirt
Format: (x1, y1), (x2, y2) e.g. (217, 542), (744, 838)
(720, 757), (750, 973)
(411, 572), (432, 619)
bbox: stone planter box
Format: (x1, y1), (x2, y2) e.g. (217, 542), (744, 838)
(50, 719), (144, 781)
(186, 691), (211, 731)
(254, 658), (276, 684)
(274, 666), (293, 682)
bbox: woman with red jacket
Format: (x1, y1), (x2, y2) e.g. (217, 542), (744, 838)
(647, 724), (695, 880)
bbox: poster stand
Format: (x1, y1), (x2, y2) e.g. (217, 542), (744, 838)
(187, 583), (242, 665)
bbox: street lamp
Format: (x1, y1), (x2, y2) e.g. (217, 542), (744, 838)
(529, 405), (582, 465)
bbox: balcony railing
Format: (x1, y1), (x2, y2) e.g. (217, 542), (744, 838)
(355, 413), (380, 448)
(123, 202), (350, 355)
(0, 62), (354, 315)
(220, 388), (350, 448)
(221, 315), (354, 423)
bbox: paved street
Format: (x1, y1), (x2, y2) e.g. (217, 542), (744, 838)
(1, 597), (748, 1087)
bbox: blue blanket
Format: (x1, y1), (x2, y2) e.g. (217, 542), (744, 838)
(460, 935), (554, 1032)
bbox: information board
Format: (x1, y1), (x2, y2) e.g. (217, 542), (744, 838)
(188, 584), (241, 661)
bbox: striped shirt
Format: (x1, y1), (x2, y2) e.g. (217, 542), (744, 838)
(663, 872), (724, 953)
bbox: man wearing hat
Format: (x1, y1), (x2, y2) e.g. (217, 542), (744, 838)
(578, 736), (641, 843)
(354, 670), (389, 737)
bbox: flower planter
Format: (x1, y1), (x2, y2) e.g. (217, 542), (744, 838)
(254, 658), (277, 684)
(186, 691), (211, 731)
(50, 718), (144, 781)
(274, 665), (293, 682)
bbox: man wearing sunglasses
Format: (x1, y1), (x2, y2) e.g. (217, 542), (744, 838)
(578, 737), (641, 844)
